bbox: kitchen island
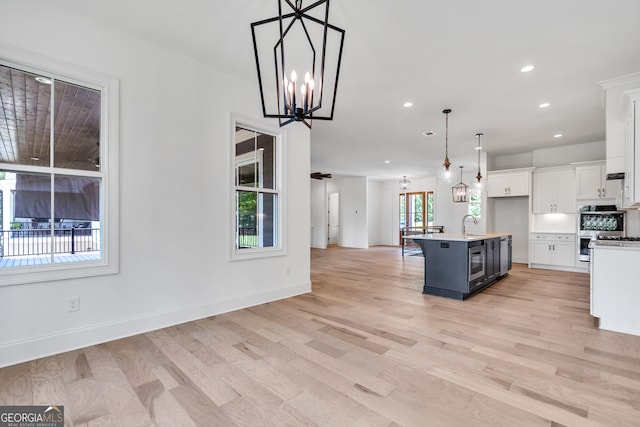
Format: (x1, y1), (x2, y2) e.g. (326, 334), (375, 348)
(410, 232), (512, 300)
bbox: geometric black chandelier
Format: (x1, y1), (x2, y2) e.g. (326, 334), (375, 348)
(251, 0), (346, 128)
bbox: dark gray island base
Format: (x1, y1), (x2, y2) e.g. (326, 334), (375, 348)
(411, 233), (512, 300)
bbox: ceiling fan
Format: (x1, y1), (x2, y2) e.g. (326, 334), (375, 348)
(310, 172), (332, 180)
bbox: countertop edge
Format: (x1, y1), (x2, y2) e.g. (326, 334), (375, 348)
(407, 232), (512, 242)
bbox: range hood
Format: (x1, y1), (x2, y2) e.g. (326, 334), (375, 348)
(606, 172), (625, 180)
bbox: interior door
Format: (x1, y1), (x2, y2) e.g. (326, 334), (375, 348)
(328, 192), (339, 245)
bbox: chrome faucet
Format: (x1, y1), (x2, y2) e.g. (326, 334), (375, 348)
(462, 214), (478, 235)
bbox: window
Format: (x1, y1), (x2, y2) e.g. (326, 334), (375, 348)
(232, 121), (283, 259)
(468, 188), (482, 218)
(0, 56), (118, 286)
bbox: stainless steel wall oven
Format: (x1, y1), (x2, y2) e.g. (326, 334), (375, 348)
(578, 205), (625, 263)
(468, 242), (486, 283)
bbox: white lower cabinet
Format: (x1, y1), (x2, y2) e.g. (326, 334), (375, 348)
(591, 246), (640, 336)
(530, 233), (575, 268)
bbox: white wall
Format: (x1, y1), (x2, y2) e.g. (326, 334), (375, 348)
(489, 197), (530, 263)
(493, 141), (605, 170)
(310, 179), (327, 248)
(435, 170), (485, 235)
(0, 1), (311, 367)
(367, 180), (381, 246)
(327, 177), (368, 248)
(533, 141), (605, 167)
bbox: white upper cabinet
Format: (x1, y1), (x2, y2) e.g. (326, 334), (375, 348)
(533, 167), (575, 213)
(622, 93), (640, 207)
(599, 73), (640, 206)
(574, 161), (621, 201)
(486, 169), (531, 197)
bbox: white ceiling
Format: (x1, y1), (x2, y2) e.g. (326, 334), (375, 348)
(51, 0), (640, 180)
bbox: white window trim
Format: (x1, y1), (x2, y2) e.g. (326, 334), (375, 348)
(230, 114), (286, 261)
(0, 45), (119, 286)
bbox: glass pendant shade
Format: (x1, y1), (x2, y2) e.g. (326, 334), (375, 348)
(399, 176), (410, 190)
(452, 166), (469, 202)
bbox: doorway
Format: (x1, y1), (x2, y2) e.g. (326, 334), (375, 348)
(399, 191), (433, 242)
(328, 192), (339, 245)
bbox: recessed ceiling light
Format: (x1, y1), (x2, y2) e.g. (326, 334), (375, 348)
(385, 160), (390, 164)
(554, 134), (563, 138)
(521, 65), (535, 73)
(475, 146), (482, 150)
(539, 102), (551, 108)
(403, 102), (413, 108)
(35, 76), (52, 85)
(422, 130), (435, 137)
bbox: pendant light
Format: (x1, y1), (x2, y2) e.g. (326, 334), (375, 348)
(442, 109), (452, 177)
(475, 133), (483, 187)
(251, 0), (346, 128)
(399, 176), (411, 191)
(452, 166), (469, 202)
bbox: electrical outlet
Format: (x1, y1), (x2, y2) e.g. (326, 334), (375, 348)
(66, 296), (80, 312)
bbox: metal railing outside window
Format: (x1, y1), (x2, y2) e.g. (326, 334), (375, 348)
(0, 227), (100, 257)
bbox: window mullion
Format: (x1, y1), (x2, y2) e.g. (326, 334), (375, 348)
(50, 77), (55, 264)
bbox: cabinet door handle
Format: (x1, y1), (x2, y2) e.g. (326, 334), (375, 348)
(602, 188), (605, 197)
(598, 188), (602, 198)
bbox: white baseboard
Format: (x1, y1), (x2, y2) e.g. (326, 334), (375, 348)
(0, 282), (310, 368)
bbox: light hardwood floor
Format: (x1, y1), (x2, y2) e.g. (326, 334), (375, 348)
(2, 246), (640, 426)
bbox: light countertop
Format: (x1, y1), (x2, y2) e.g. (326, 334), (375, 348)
(406, 232), (512, 242)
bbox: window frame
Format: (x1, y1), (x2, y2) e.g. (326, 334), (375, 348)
(468, 187), (482, 218)
(230, 115), (286, 261)
(0, 49), (119, 286)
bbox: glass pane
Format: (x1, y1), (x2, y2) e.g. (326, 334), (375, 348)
(53, 80), (101, 171)
(237, 162), (257, 187)
(468, 189), (482, 218)
(427, 192), (434, 225)
(399, 194), (406, 230)
(236, 191), (277, 249)
(54, 175), (100, 221)
(256, 134), (276, 190)
(0, 64), (52, 166)
(0, 171), (53, 261)
(53, 175), (101, 256)
(407, 193), (424, 228)
(235, 126), (276, 190)
(237, 190), (257, 248)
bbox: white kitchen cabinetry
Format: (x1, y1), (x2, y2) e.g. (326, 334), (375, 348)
(486, 169), (530, 197)
(622, 93), (640, 207)
(574, 161), (621, 200)
(530, 233), (575, 268)
(591, 245), (640, 336)
(532, 167), (575, 213)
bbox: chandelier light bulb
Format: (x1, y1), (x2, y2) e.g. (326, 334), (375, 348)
(291, 70), (297, 82)
(304, 72), (311, 83)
